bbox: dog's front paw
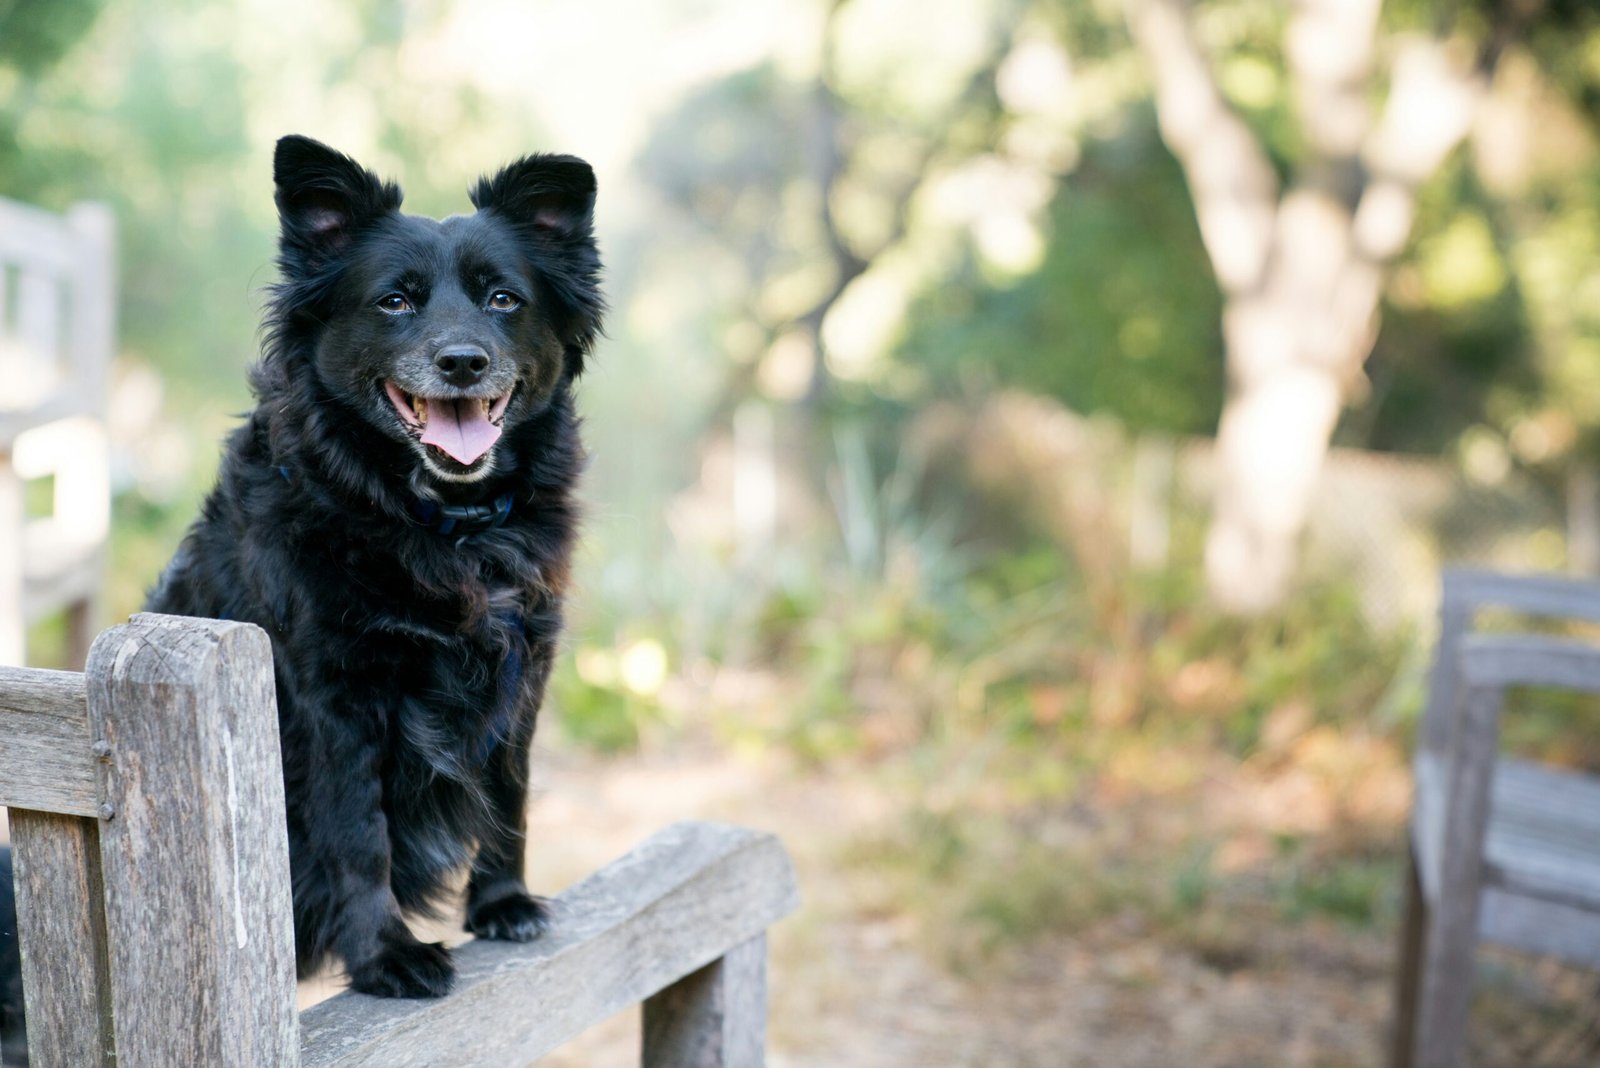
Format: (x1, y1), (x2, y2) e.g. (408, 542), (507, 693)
(465, 889), (553, 942)
(349, 937), (454, 999)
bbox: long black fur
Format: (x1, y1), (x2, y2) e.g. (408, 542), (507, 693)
(138, 135), (602, 998)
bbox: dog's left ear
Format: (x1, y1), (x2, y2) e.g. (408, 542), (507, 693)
(469, 154), (596, 244)
(274, 135), (403, 278)
(471, 155), (604, 368)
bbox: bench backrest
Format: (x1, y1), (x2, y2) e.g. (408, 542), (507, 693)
(1421, 567), (1600, 758)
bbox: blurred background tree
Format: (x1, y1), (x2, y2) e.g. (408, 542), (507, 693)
(1123, 0), (1600, 612)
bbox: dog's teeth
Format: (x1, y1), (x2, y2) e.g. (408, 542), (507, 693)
(412, 396), (428, 424)
(481, 398), (492, 416)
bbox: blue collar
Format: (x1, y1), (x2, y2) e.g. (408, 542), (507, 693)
(275, 464), (514, 537)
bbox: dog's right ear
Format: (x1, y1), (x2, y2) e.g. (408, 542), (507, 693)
(274, 135), (402, 277)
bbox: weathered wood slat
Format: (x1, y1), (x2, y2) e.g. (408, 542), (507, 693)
(1478, 882), (1600, 968)
(299, 821), (800, 1068)
(1415, 754), (1600, 916)
(1441, 566), (1600, 624)
(86, 613), (299, 1067)
(643, 934), (767, 1068)
(1458, 633), (1600, 693)
(9, 810), (116, 1067)
(1493, 757), (1600, 829)
(0, 665), (98, 817)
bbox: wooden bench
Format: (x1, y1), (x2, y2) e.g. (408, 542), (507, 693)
(0, 613), (799, 1066)
(1393, 568), (1600, 1068)
(0, 195), (115, 670)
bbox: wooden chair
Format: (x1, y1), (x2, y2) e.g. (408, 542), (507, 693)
(1393, 568), (1600, 1068)
(1, 613), (798, 1066)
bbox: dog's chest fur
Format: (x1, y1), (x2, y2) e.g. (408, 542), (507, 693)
(150, 410), (572, 910)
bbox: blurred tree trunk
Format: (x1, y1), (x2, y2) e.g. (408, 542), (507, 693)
(760, 0), (1020, 529)
(1125, 0), (1518, 612)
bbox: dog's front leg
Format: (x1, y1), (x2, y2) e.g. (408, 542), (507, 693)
(289, 708), (455, 999)
(464, 654), (553, 943)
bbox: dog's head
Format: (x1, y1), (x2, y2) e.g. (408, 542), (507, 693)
(270, 135), (602, 485)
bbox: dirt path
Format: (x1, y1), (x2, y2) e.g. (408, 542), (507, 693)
(515, 742), (1598, 1068)
(513, 743), (1404, 1068)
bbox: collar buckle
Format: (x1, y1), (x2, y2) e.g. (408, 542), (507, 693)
(409, 492), (515, 536)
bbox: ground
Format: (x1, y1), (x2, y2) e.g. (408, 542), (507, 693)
(447, 741), (1597, 1068)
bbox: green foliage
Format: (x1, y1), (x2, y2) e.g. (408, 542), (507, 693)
(899, 122), (1225, 435)
(0, 0), (105, 203)
(1169, 843), (1215, 913)
(1273, 845), (1396, 927)
(1034, 0), (1127, 62)
(548, 669), (651, 752)
(1142, 568), (1410, 754)
(0, 0), (105, 77)
(1500, 686), (1600, 769)
(1516, 0), (1600, 132)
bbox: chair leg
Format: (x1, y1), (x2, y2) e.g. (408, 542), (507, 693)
(1413, 866), (1480, 1068)
(1390, 844), (1427, 1068)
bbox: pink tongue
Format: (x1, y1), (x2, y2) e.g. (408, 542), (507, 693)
(420, 398), (501, 465)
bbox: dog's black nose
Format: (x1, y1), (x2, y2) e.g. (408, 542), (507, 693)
(434, 345), (490, 385)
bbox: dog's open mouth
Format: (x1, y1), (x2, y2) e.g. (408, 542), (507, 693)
(384, 381), (513, 466)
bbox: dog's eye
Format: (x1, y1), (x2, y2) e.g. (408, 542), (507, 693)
(487, 291), (521, 312)
(377, 293), (413, 314)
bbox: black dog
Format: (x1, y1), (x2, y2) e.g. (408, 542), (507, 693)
(0, 138), (598, 1049)
(141, 135), (600, 998)
(0, 137), (595, 1026)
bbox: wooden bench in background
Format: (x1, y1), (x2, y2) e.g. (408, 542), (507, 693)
(0, 195), (115, 671)
(1393, 568), (1600, 1068)
(0, 613), (799, 1066)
